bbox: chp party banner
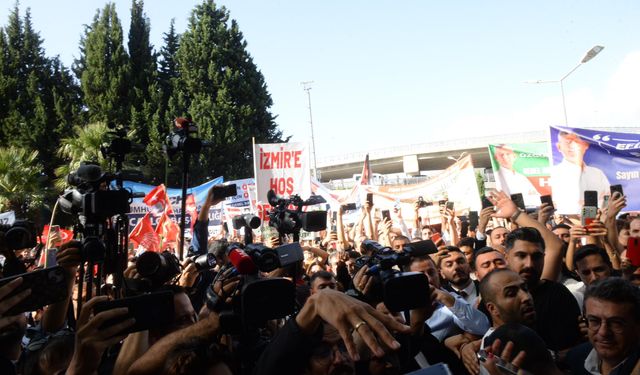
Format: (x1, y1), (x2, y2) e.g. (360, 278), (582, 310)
(361, 155), (482, 224)
(253, 142), (311, 203)
(121, 177), (224, 234)
(549, 125), (640, 214)
(488, 142), (551, 207)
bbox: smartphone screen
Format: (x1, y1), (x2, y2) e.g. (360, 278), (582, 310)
(610, 184), (624, 197)
(481, 196), (493, 209)
(469, 211), (479, 228)
(540, 195), (554, 210)
(584, 190), (598, 208)
(446, 201), (455, 211)
(381, 210), (391, 221)
(366, 193), (373, 206)
(510, 193), (525, 210)
(430, 233), (442, 245)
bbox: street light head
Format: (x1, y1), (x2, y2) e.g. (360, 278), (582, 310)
(581, 45), (604, 64)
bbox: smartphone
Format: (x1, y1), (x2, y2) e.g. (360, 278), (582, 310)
(381, 210), (391, 221)
(44, 248), (58, 268)
(584, 190), (598, 208)
(341, 203), (357, 211)
(603, 195), (611, 208)
(477, 349), (518, 375)
(446, 201), (455, 211)
(404, 363), (453, 375)
(431, 232), (442, 245)
(610, 184), (624, 198)
(581, 206), (597, 227)
(331, 212), (338, 232)
(510, 193), (526, 210)
(93, 291), (175, 334)
(540, 194), (554, 210)
(366, 193), (373, 206)
(214, 184), (238, 200)
(469, 211), (479, 229)
(418, 196), (433, 208)
(627, 237), (640, 267)
(0, 267), (68, 315)
(481, 196), (493, 209)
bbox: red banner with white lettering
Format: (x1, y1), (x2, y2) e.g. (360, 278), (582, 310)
(253, 142), (311, 203)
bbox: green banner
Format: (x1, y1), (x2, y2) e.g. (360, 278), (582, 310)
(488, 142), (551, 206)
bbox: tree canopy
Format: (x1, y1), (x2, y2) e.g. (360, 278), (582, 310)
(0, 0), (286, 219)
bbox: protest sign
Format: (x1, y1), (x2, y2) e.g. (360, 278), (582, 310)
(253, 142), (311, 203)
(362, 155), (482, 225)
(123, 177), (224, 234)
(0, 210), (15, 225)
(488, 142), (551, 207)
(549, 125), (640, 214)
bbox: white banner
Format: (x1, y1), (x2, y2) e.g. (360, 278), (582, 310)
(253, 142), (311, 203)
(0, 211), (15, 225)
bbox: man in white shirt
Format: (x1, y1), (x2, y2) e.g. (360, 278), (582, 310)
(550, 131), (610, 214)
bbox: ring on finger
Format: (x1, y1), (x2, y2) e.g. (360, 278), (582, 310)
(353, 321), (368, 332)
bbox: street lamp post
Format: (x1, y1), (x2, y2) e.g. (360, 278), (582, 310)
(525, 45), (604, 125)
(301, 81), (318, 179)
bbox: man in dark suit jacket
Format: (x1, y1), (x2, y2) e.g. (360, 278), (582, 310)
(565, 278), (640, 375)
(439, 246), (480, 307)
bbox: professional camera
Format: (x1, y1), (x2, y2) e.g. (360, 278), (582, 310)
(266, 190), (327, 238)
(0, 220), (37, 251)
(353, 239), (437, 312)
(189, 252), (217, 271)
(164, 117), (211, 157)
(57, 163), (141, 219)
(209, 242), (304, 333)
(135, 251), (182, 290)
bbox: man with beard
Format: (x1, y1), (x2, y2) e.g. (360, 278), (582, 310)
(478, 269), (537, 346)
(439, 247), (479, 306)
(487, 191), (580, 352)
(487, 227), (509, 254)
(504, 227), (581, 352)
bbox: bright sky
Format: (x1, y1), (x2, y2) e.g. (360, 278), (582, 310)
(2, 1), (640, 160)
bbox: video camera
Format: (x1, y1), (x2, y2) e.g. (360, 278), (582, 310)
(164, 117), (211, 157)
(266, 190), (327, 239)
(208, 242), (305, 333)
(353, 239), (437, 312)
(0, 220), (37, 250)
(57, 163), (142, 219)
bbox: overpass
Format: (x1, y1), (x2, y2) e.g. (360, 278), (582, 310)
(316, 130), (548, 181)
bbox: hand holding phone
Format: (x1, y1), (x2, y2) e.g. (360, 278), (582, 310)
(93, 291), (174, 334)
(0, 267), (68, 315)
(627, 237), (640, 267)
(68, 296), (137, 374)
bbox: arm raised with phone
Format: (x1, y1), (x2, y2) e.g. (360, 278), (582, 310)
(489, 191), (564, 282)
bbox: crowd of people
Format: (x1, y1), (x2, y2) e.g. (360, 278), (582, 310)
(1, 181), (640, 375)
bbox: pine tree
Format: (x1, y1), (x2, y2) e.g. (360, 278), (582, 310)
(144, 19), (180, 185)
(128, 0), (157, 146)
(77, 3), (130, 126)
(0, 5), (81, 183)
(171, 1), (285, 184)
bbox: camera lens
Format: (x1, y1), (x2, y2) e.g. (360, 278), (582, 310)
(136, 252), (163, 277)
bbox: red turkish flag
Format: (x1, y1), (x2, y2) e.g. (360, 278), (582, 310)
(185, 194), (198, 231)
(143, 184), (174, 216)
(39, 225), (74, 245)
(156, 211), (180, 248)
(129, 213), (160, 252)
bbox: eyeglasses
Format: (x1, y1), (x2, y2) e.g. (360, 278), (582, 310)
(311, 341), (349, 361)
(586, 316), (628, 334)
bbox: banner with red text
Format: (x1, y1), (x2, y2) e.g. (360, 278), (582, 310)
(253, 142), (311, 203)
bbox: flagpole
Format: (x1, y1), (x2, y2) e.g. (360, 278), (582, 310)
(252, 137), (259, 204)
